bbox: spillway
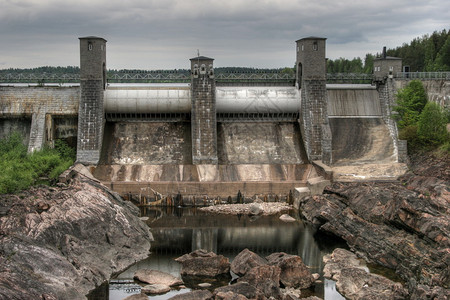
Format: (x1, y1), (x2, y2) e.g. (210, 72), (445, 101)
(327, 85), (396, 165)
(96, 84), (309, 200)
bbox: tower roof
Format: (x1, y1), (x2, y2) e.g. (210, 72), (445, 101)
(296, 36), (327, 42)
(79, 36), (107, 42)
(190, 56), (214, 61)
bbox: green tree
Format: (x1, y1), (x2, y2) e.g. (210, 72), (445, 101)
(417, 102), (448, 146)
(393, 80), (428, 129)
(434, 35), (450, 71)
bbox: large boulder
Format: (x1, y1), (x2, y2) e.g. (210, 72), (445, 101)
(176, 249), (230, 277)
(0, 169), (153, 299)
(336, 268), (408, 300)
(322, 248), (365, 281)
(214, 282), (261, 299)
(134, 269), (183, 286)
(215, 291), (248, 300)
(230, 248), (268, 276)
(123, 294), (150, 300)
(238, 265), (282, 299)
(175, 249), (217, 263)
(141, 284), (171, 295)
(168, 289), (213, 300)
(324, 248), (408, 300)
(266, 252), (315, 289)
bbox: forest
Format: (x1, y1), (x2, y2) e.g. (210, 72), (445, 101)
(0, 29), (448, 76)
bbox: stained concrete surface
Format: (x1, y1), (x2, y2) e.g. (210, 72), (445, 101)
(0, 118), (31, 145)
(100, 122), (192, 165)
(330, 118), (395, 166)
(218, 122), (307, 164)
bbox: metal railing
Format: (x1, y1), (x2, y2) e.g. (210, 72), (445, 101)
(326, 73), (373, 83)
(0, 73), (80, 83)
(2, 71), (449, 84)
(108, 72), (190, 82)
(395, 72), (450, 80)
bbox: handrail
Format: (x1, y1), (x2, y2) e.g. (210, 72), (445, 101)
(2, 71), (449, 84)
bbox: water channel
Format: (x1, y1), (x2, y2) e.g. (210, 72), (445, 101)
(90, 207), (349, 299)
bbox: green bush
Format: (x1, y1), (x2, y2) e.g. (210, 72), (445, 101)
(398, 125), (422, 149)
(417, 102), (449, 146)
(0, 134), (75, 194)
(393, 80), (428, 129)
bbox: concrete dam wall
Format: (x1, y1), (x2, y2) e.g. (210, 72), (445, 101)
(327, 85), (396, 165)
(327, 85), (381, 116)
(94, 120), (311, 199)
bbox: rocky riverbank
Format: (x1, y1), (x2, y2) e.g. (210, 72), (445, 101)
(0, 164), (153, 299)
(297, 152), (450, 299)
(127, 248), (320, 300)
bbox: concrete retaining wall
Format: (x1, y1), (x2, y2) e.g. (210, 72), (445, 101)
(0, 86), (79, 151)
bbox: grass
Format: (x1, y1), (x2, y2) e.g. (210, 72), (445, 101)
(0, 133), (75, 194)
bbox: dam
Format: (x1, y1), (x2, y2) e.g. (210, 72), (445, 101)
(1, 36), (431, 200)
(94, 83), (311, 200)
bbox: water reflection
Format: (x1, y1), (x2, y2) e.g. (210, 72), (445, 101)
(100, 208), (348, 300)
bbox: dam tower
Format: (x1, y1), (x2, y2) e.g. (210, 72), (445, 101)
(296, 37), (331, 164)
(190, 56), (218, 164)
(77, 36), (107, 164)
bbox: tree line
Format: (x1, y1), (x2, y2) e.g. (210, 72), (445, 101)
(1, 29), (448, 75)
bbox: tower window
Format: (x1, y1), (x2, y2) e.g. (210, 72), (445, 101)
(88, 42), (93, 51)
(313, 42), (318, 51)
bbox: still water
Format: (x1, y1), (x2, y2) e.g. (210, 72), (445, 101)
(94, 207), (348, 299)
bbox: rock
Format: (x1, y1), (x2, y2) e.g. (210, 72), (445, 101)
(336, 268), (408, 300)
(199, 202), (292, 215)
(215, 291), (248, 300)
(279, 214), (296, 222)
(324, 248), (408, 300)
(175, 249), (217, 263)
(198, 282), (212, 288)
(322, 248), (365, 281)
(281, 287), (301, 299)
(298, 171), (450, 295)
(177, 250), (230, 277)
(141, 283), (171, 294)
(230, 248), (268, 276)
(0, 171), (153, 299)
(410, 284), (450, 300)
(238, 265), (282, 299)
(123, 293), (150, 300)
(214, 282), (260, 299)
(134, 269), (183, 286)
(266, 252), (315, 289)
(312, 273), (320, 281)
(249, 203), (263, 215)
(168, 289), (213, 300)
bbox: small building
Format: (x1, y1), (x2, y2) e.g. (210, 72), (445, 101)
(373, 47), (402, 81)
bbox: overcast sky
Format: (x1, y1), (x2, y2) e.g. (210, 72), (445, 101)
(0, 0), (448, 70)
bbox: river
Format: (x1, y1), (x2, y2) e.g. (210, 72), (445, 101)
(90, 207), (350, 299)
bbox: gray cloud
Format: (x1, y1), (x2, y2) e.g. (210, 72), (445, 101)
(0, 0), (449, 69)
